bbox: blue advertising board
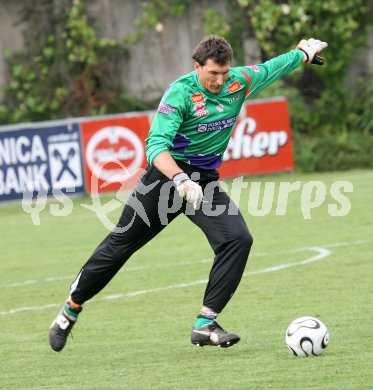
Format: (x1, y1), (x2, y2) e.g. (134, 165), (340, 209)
(0, 122), (85, 201)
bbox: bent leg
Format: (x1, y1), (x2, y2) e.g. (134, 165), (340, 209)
(187, 183), (253, 313)
(70, 166), (182, 304)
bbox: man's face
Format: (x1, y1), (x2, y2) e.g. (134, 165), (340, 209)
(194, 59), (230, 95)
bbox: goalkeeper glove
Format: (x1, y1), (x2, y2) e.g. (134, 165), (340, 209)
(297, 38), (328, 63)
(173, 172), (203, 210)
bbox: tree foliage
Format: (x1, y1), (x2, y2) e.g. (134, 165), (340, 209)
(124, 0), (194, 43)
(0, 0), (130, 124)
(239, 0), (371, 133)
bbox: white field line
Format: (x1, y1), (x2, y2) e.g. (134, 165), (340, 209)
(0, 240), (363, 290)
(0, 241), (364, 316)
(102, 246), (330, 301)
(0, 253), (268, 289)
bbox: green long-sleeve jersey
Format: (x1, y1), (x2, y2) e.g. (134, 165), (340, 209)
(145, 49), (304, 170)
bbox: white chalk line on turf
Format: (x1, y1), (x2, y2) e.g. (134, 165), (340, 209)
(1, 240), (362, 290)
(0, 240), (365, 316)
(102, 246), (331, 301)
(0, 252), (268, 289)
(246, 246), (335, 276)
(1, 240), (364, 290)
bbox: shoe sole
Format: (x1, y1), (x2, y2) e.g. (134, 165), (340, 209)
(192, 336), (240, 348)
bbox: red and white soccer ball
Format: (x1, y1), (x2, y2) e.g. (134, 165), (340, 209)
(285, 316), (329, 356)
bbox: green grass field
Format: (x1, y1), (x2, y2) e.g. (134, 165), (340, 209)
(1, 169), (372, 389)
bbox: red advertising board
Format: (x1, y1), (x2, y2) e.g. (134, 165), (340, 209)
(80, 98), (294, 193)
(0, 122), (85, 202)
(220, 97), (294, 178)
(80, 114), (151, 193)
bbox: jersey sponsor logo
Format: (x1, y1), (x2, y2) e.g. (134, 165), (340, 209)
(194, 103), (205, 111)
(157, 107), (169, 115)
(216, 104), (224, 112)
(247, 65), (260, 72)
(194, 102), (208, 117)
(197, 116), (236, 132)
(161, 102), (176, 112)
(157, 102), (176, 115)
(194, 110), (209, 117)
(191, 93), (205, 103)
(228, 92), (244, 104)
(227, 80), (242, 93)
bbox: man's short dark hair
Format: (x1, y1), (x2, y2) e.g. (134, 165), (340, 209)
(192, 35), (233, 66)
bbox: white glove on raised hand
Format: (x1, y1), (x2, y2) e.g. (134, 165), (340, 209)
(173, 172), (203, 210)
(297, 38), (328, 63)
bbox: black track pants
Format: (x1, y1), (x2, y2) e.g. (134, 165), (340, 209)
(70, 163), (253, 313)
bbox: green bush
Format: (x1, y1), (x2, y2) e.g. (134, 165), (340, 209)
(293, 132), (373, 172)
(257, 73), (373, 172)
(346, 75), (373, 135)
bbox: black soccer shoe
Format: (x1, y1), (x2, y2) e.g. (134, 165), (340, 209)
(49, 304), (82, 352)
(191, 321), (240, 348)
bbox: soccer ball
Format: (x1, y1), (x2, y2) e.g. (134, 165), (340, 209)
(285, 316), (329, 356)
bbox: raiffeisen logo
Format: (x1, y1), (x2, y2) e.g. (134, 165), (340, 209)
(86, 126), (144, 183)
